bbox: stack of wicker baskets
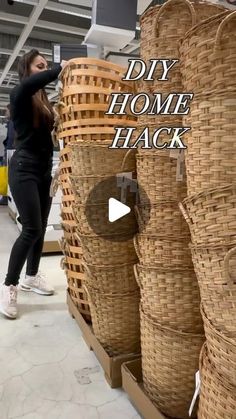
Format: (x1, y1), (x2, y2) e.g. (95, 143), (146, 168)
(57, 58), (140, 356)
(180, 10), (236, 417)
(133, 1), (231, 417)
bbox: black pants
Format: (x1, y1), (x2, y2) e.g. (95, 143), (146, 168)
(5, 150), (52, 286)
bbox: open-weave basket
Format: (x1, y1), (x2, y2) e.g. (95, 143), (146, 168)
(60, 193), (75, 223)
(135, 265), (202, 332)
(82, 262), (138, 294)
(60, 240), (90, 321)
(77, 232), (137, 266)
(135, 201), (190, 238)
(180, 11), (235, 94)
(141, 309), (204, 419)
(201, 306), (236, 387)
(59, 146), (72, 176)
(69, 141), (136, 177)
(183, 90), (236, 194)
(134, 234), (193, 268)
(180, 185), (236, 245)
(136, 151), (187, 202)
(85, 285), (140, 356)
(198, 343), (236, 419)
(191, 244), (236, 334)
(57, 58), (137, 143)
(73, 201), (137, 236)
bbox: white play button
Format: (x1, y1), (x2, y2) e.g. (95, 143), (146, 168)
(108, 198), (131, 223)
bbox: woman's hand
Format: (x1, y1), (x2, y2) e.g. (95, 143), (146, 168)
(60, 60), (68, 69)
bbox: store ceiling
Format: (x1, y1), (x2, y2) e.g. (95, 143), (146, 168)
(0, 0), (150, 120)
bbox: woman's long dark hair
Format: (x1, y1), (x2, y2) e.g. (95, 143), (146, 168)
(18, 49), (54, 130)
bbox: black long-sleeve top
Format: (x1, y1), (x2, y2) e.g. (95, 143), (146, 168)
(10, 65), (61, 157)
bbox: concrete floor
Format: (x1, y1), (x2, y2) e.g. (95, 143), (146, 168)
(0, 207), (141, 419)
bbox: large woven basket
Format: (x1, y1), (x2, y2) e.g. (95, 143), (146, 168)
(57, 58), (137, 144)
(136, 151), (187, 202)
(83, 262), (138, 294)
(135, 201), (190, 238)
(73, 201), (137, 236)
(183, 90), (236, 194)
(140, 0), (227, 93)
(180, 11), (235, 94)
(77, 232), (137, 266)
(201, 306), (236, 387)
(135, 266), (202, 332)
(180, 185), (236, 245)
(198, 343), (236, 419)
(69, 141), (136, 177)
(85, 285), (140, 356)
(140, 0), (227, 57)
(63, 263), (90, 321)
(60, 240), (90, 321)
(191, 244), (236, 334)
(59, 146), (71, 176)
(141, 309), (205, 419)
(134, 234), (193, 268)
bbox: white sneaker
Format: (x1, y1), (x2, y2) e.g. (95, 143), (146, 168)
(0, 284), (18, 319)
(20, 272), (54, 296)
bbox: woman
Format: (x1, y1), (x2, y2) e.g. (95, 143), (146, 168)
(0, 49), (66, 319)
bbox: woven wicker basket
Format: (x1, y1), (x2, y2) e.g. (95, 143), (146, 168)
(77, 232), (137, 266)
(201, 306), (236, 387)
(135, 265), (202, 332)
(183, 90), (236, 194)
(141, 309), (204, 419)
(83, 262), (138, 294)
(134, 234), (193, 268)
(135, 201), (190, 238)
(198, 343), (236, 419)
(180, 185), (236, 245)
(73, 202), (138, 236)
(191, 244), (236, 334)
(140, 0), (227, 93)
(180, 11), (235, 95)
(85, 285), (140, 356)
(69, 141), (136, 177)
(137, 151), (187, 202)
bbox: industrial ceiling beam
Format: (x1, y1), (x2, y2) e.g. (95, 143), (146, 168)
(0, 11), (87, 36)
(13, 0), (91, 19)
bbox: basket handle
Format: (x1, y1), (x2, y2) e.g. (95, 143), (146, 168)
(133, 235), (141, 260)
(215, 11), (236, 51)
(134, 205), (143, 226)
(81, 261), (94, 281)
(224, 246), (236, 286)
(133, 264), (142, 289)
(83, 284), (96, 307)
(179, 202), (191, 225)
(154, 0), (196, 36)
(121, 149), (135, 172)
(60, 256), (66, 270)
